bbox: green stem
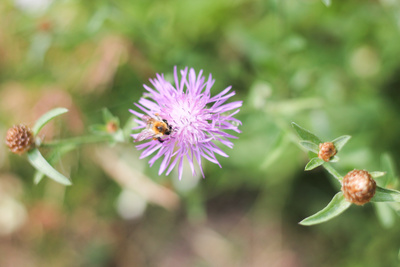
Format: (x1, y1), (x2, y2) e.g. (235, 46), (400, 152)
(323, 163), (343, 181)
(40, 135), (115, 148)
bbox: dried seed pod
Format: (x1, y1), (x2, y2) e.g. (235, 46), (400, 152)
(318, 142), (336, 162)
(342, 170), (376, 205)
(5, 124), (35, 154)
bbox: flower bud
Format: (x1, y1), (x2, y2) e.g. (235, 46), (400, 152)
(5, 124), (35, 154)
(341, 170), (376, 205)
(318, 142), (336, 162)
(106, 121), (118, 133)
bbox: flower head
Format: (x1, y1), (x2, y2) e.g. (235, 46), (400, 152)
(342, 169), (376, 205)
(130, 67), (242, 180)
(6, 124), (35, 154)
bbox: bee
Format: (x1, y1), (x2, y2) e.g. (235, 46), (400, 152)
(134, 113), (173, 143)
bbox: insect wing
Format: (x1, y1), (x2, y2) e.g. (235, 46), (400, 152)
(142, 115), (153, 122)
(134, 129), (155, 142)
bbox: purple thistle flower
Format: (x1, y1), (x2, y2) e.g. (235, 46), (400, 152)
(130, 66), (242, 180)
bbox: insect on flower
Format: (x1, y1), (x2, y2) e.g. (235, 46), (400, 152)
(134, 113), (173, 143)
(130, 66), (242, 180)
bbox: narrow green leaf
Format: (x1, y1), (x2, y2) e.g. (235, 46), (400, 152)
(33, 171), (45, 185)
(307, 151), (318, 159)
(27, 148), (72, 186)
(299, 192), (351, 226)
(102, 108), (114, 122)
(32, 107), (68, 135)
(299, 140), (319, 153)
(370, 171), (386, 179)
(305, 157), (324, 171)
(291, 122), (322, 145)
(33, 145), (76, 184)
(102, 108), (119, 126)
(332, 135), (351, 151)
(321, 0), (331, 7)
(371, 186), (400, 202)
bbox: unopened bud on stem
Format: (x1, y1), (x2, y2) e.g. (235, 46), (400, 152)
(106, 121), (118, 133)
(341, 170), (376, 205)
(318, 142), (336, 162)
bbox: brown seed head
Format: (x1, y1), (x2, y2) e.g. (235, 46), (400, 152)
(5, 124), (35, 154)
(318, 142), (336, 162)
(341, 170), (376, 205)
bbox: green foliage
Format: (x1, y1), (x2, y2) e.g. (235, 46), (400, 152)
(294, 122), (400, 226)
(292, 122), (350, 172)
(370, 171), (387, 179)
(27, 108), (72, 185)
(89, 108), (126, 144)
(27, 148), (72, 186)
(299, 140), (319, 154)
(372, 187), (400, 202)
(27, 107), (130, 185)
(32, 108), (69, 136)
(292, 122), (322, 146)
(2, 0), (400, 265)
(305, 157), (324, 171)
(332, 135), (352, 152)
(33, 145), (76, 184)
(299, 192), (351, 226)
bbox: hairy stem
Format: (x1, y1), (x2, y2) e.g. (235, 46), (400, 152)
(323, 163), (343, 182)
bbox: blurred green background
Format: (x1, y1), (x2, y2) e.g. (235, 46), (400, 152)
(1, 0), (400, 266)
